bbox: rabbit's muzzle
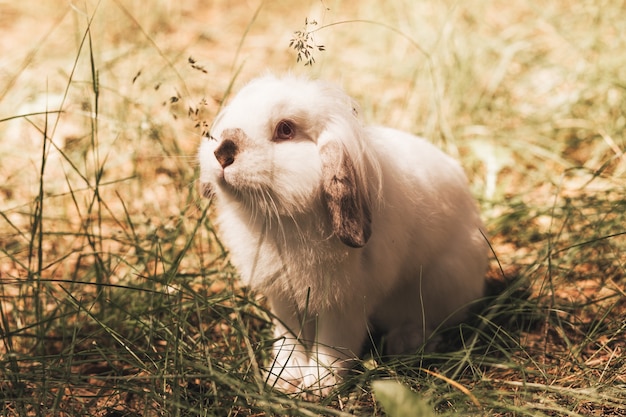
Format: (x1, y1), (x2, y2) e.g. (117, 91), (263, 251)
(214, 128), (248, 168)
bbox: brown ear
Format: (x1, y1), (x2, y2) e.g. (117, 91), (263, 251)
(320, 142), (372, 248)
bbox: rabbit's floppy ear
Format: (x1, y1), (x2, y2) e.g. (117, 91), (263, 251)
(320, 141), (372, 248)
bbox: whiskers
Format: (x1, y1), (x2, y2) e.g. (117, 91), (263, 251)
(240, 185), (310, 251)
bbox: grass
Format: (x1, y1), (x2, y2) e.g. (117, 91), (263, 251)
(1, 0), (625, 415)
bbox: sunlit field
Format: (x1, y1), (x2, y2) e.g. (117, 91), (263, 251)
(1, 1), (625, 415)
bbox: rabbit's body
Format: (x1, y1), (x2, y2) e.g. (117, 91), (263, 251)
(198, 75), (488, 397)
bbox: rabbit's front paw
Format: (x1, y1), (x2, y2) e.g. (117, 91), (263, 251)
(264, 370), (303, 395)
(264, 359), (341, 399)
(264, 352), (307, 394)
(304, 371), (339, 400)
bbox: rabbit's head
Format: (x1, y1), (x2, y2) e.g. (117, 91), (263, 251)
(198, 75), (380, 248)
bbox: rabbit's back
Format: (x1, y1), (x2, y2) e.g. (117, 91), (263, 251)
(361, 126), (487, 346)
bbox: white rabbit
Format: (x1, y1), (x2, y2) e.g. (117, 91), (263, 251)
(198, 74), (488, 398)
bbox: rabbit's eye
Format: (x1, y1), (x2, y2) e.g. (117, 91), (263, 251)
(275, 120), (295, 141)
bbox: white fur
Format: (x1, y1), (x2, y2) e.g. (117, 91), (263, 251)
(198, 74), (488, 397)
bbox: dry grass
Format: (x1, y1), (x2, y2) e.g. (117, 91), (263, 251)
(1, 0), (625, 416)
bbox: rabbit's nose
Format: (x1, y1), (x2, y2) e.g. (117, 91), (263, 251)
(214, 138), (238, 168)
